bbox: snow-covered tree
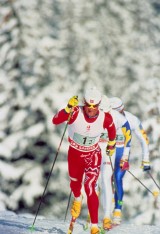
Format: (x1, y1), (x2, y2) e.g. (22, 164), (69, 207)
(0, 0), (160, 225)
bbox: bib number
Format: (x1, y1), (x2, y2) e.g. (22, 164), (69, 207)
(73, 133), (96, 146)
(116, 135), (124, 142)
(100, 132), (108, 140)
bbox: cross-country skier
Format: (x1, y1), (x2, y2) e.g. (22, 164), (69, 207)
(99, 95), (132, 230)
(52, 87), (116, 234)
(109, 97), (151, 225)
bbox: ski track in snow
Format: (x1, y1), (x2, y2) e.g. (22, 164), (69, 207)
(0, 211), (160, 234)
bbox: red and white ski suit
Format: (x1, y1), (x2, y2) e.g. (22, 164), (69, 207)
(52, 106), (116, 224)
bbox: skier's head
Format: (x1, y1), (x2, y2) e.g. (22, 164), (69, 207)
(83, 87), (102, 118)
(109, 97), (124, 113)
(84, 87), (102, 105)
(100, 95), (112, 113)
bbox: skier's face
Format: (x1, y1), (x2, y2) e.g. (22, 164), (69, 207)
(84, 102), (99, 118)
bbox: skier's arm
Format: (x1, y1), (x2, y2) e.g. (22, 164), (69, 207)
(52, 109), (71, 124)
(52, 96), (79, 125)
(120, 120), (132, 171)
(134, 121), (150, 171)
(121, 121), (132, 159)
(104, 112), (116, 140)
(104, 113), (116, 156)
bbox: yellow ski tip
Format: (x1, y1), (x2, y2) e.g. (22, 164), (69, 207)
(153, 190), (159, 197)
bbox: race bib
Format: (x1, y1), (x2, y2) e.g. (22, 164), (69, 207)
(116, 135), (125, 142)
(73, 132), (96, 146)
(100, 132), (108, 140)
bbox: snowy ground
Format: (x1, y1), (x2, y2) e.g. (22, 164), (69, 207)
(0, 211), (160, 234)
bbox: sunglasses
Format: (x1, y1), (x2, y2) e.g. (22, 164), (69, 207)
(84, 101), (99, 108)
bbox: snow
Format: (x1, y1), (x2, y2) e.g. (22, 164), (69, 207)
(0, 211), (160, 234)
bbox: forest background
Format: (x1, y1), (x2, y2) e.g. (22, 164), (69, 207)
(0, 0), (160, 226)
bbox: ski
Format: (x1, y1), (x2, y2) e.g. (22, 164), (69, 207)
(83, 213), (90, 231)
(67, 217), (76, 234)
(83, 221), (89, 231)
(100, 227), (112, 234)
(100, 224), (120, 233)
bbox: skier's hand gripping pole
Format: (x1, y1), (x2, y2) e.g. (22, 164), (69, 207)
(106, 139), (116, 156)
(65, 96), (79, 113)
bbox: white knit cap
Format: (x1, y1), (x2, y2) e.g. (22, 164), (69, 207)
(84, 87), (102, 105)
(109, 97), (124, 111)
(100, 95), (112, 112)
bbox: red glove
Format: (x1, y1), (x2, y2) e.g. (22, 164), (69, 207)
(120, 159), (129, 171)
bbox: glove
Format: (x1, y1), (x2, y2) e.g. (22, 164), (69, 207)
(65, 96), (78, 113)
(106, 139), (116, 156)
(120, 159), (129, 171)
(141, 161), (151, 171)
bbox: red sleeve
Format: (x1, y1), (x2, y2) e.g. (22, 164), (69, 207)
(52, 109), (69, 124)
(52, 107), (79, 125)
(103, 112), (116, 141)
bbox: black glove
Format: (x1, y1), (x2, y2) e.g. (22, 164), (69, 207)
(141, 161), (151, 171)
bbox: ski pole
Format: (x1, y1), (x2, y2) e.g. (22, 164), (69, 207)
(127, 170), (158, 197)
(30, 112), (72, 231)
(67, 216), (77, 234)
(64, 190), (72, 222)
(147, 171), (160, 191)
